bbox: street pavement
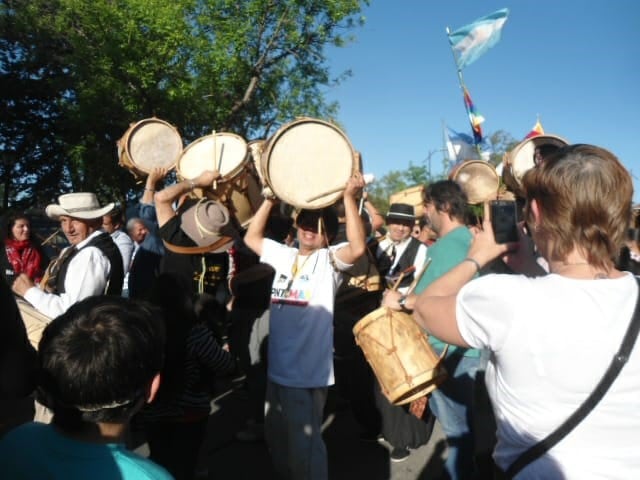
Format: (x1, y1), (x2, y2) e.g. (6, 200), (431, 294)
(133, 375), (451, 480)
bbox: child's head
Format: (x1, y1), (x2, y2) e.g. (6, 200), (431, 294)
(37, 296), (165, 428)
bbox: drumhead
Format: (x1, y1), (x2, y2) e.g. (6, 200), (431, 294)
(503, 134), (568, 194)
(178, 133), (248, 181)
(262, 118), (355, 209)
(124, 118), (182, 174)
(449, 160), (499, 204)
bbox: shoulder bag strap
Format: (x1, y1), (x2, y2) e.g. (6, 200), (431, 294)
(504, 276), (640, 479)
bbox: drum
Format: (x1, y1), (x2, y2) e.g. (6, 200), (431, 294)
(261, 118), (357, 209)
(117, 118), (183, 180)
(389, 185), (425, 219)
(248, 139), (267, 186)
(449, 160), (500, 204)
(502, 134), (568, 197)
(17, 299), (51, 350)
(353, 306), (447, 405)
(178, 133), (263, 227)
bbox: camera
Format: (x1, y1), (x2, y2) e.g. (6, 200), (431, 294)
(490, 200), (518, 244)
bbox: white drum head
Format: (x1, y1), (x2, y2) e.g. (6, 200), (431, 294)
(264, 119), (355, 209)
(126, 119), (182, 173)
(178, 133), (248, 181)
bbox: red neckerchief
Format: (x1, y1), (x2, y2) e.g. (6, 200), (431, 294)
(4, 237), (43, 282)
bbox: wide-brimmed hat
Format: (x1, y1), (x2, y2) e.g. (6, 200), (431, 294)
(180, 199), (237, 252)
(46, 193), (115, 220)
(386, 203), (415, 222)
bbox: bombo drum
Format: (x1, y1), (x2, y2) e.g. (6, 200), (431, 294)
(260, 118), (357, 209)
(449, 160), (500, 204)
(353, 307), (447, 405)
(177, 132), (263, 227)
(17, 299), (52, 350)
(117, 118), (183, 180)
(502, 134), (568, 197)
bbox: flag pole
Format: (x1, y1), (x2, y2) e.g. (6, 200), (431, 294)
(446, 27), (482, 158)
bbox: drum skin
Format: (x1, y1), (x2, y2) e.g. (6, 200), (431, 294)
(449, 160), (500, 204)
(353, 306), (447, 405)
(261, 118), (356, 210)
(117, 118), (182, 180)
(502, 134), (568, 197)
(177, 132), (248, 181)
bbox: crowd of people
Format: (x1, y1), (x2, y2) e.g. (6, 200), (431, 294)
(1, 137), (640, 480)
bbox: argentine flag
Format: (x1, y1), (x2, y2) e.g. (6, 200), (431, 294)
(448, 8), (509, 70)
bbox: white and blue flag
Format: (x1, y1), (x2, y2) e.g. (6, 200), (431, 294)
(448, 8), (509, 70)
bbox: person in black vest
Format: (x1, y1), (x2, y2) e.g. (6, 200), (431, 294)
(13, 193), (124, 319)
(154, 170), (240, 343)
(375, 203), (427, 293)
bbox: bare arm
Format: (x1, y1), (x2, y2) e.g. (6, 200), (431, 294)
(243, 198), (275, 257)
(413, 203), (510, 346)
(141, 167), (169, 205)
(363, 194), (385, 232)
(334, 173), (366, 265)
(154, 170), (221, 228)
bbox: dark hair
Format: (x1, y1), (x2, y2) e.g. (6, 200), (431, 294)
(38, 296), (165, 427)
(296, 207), (339, 240)
(523, 144), (633, 270)
(423, 180), (468, 222)
(2, 212), (30, 241)
(104, 206), (124, 226)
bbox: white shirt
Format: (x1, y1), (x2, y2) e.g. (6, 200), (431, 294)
(24, 231), (112, 319)
(109, 229), (134, 274)
(457, 272), (640, 479)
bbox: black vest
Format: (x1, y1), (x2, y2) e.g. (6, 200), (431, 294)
(57, 232), (124, 296)
(389, 237), (422, 288)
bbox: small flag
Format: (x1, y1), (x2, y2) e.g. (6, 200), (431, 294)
(524, 119), (545, 139)
(448, 8), (509, 70)
(463, 86), (484, 144)
(446, 126), (479, 162)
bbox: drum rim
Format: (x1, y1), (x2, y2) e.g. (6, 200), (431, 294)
(177, 132), (249, 182)
(261, 117), (356, 209)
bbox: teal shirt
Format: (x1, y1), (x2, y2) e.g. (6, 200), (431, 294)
(0, 422), (174, 479)
(415, 225), (480, 358)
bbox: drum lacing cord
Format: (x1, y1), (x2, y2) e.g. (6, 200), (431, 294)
(356, 308), (415, 389)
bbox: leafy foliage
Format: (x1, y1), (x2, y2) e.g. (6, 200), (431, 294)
(1, 0), (367, 212)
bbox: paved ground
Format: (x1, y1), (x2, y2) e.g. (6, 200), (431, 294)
(133, 376), (450, 480)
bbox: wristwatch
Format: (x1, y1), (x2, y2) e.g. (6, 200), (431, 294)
(398, 295), (411, 313)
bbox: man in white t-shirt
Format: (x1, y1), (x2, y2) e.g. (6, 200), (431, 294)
(244, 173), (366, 480)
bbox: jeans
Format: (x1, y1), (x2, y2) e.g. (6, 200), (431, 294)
(429, 349), (481, 480)
(264, 381), (328, 480)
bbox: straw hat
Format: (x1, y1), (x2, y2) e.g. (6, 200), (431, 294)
(46, 193), (115, 220)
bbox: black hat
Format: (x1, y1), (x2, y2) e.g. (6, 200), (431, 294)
(386, 203), (415, 222)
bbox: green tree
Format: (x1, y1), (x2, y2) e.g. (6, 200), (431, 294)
(1, 0), (367, 211)
(367, 129), (519, 214)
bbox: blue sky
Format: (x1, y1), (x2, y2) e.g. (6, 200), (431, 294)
(325, 1), (640, 199)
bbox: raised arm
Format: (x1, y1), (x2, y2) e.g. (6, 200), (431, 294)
(154, 170), (221, 228)
(141, 167), (169, 205)
(243, 198), (275, 258)
(334, 173), (366, 265)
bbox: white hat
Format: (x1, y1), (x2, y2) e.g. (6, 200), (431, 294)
(46, 193), (115, 220)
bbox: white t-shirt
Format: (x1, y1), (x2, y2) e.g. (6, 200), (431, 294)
(261, 239), (350, 388)
(457, 272), (640, 479)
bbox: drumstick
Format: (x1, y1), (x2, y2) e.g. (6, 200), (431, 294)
(405, 258), (432, 296)
(391, 265), (416, 292)
(214, 142), (225, 191)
